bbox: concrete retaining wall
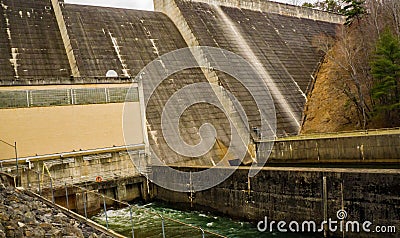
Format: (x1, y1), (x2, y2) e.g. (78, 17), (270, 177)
(155, 0), (345, 24)
(267, 131), (400, 163)
(154, 166), (400, 237)
(14, 148), (150, 216)
(17, 148), (145, 188)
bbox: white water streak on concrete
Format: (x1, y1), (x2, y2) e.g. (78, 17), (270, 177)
(108, 31), (130, 77)
(142, 26), (152, 37)
(2, 2), (19, 78)
(150, 39), (160, 56)
(150, 38), (166, 69)
(2, 3), (10, 40)
(10, 48), (19, 78)
(6, 26), (10, 39)
(269, 27), (307, 100)
(214, 5), (300, 128)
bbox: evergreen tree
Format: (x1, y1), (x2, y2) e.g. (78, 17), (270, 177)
(325, 0), (342, 12)
(302, 2), (314, 8)
(302, 0), (343, 13)
(341, 0), (366, 25)
(370, 29), (400, 125)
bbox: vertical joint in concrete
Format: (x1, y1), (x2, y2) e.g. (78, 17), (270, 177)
(51, 0), (81, 77)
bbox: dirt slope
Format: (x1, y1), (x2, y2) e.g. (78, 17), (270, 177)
(301, 54), (360, 134)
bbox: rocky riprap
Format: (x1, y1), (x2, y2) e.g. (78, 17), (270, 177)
(0, 183), (112, 238)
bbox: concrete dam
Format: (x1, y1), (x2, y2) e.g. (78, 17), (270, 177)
(0, 0), (399, 237)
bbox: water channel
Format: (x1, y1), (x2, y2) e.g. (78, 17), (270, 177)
(92, 202), (320, 237)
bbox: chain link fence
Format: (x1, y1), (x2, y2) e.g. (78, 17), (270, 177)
(0, 87), (139, 109)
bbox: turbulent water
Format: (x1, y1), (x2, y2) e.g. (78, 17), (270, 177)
(91, 202), (319, 238)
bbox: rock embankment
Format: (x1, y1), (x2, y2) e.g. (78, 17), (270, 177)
(0, 182), (112, 238)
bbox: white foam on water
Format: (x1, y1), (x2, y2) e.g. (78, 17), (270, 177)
(90, 202), (310, 237)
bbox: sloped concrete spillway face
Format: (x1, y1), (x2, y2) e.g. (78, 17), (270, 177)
(141, 68), (241, 166)
(62, 4), (190, 78)
(62, 4), (244, 166)
(0, 0), (14, 79)
(213, 5), (303, 130)
(165, 0), (339, 136)
(126, 46), (277, 191)
(0, 0), (71, 79)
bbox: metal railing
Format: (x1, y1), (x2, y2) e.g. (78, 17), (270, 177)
(0, 76), (135, 85)
(0, 144), (145, 163)
(0, 139), (19, 186)
(25, 170), (227, 238)
(255, 127), (400, 142)
(274, 127), (400, 141)
(0, 87), (138, 109)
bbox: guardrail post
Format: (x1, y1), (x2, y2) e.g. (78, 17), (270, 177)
(50, 177), (55, 204)
(159, 214), (166, 238)
(129, 205), (135, 238)
(323, 176), (328, 237)
(102, 195), (108, 229)
(37, 172), (41, 195)
(26, 90), (30, 107)
(105, 88), (109, 103)
(14, 141), (19, 187)
(70, 88), (75, 105)
(65, 182), (69, 210)
(83, 192), (87, 219)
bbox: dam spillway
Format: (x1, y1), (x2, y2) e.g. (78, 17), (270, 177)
(0, 0), (341, 163)
(0, 1), (399, 238)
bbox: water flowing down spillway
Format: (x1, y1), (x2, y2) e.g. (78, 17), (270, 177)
(91, 202), (319, 237)
(212, 5), (303, 129)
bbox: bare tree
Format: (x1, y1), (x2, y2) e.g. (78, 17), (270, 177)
(313, 26), (373, 129)
(383, 0), (400, 38)
(365, 0), (383, 37)
(291, 0), (302, 6)
(311, 0), (400, 129)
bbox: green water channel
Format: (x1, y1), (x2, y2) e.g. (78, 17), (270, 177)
(91, 202), (320, 238)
